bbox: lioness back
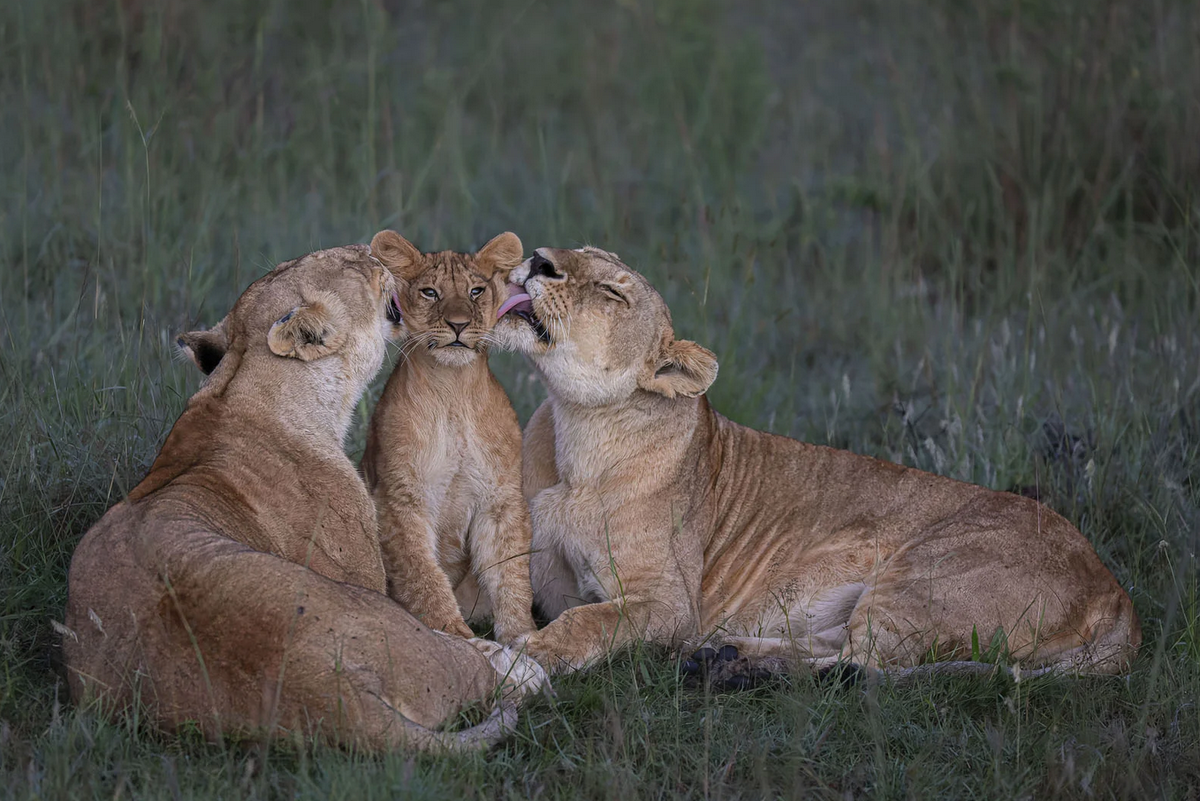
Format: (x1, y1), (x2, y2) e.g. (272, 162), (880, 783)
(362, 230), (536, 645)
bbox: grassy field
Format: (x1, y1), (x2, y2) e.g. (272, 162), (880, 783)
(2, 0), (1199, 797)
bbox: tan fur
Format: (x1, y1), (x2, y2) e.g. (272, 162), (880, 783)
(63, 245), (546, 753)
(362, 230), (536, 644)
(495, 246), (1141, 677)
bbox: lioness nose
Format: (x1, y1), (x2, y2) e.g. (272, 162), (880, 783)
(529, 253), (563, 279)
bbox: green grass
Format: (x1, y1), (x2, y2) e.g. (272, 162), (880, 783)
(2, 0), (1199, 797)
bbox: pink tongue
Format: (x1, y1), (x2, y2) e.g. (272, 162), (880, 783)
(497, 291), (533, 318)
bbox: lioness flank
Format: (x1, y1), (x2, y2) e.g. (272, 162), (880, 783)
(63, 245), (545, 753)
(495, 245), (1140, 678)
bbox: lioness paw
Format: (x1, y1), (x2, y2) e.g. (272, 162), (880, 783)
(470, 638), (552, 702)
(680, 644), (781, 692)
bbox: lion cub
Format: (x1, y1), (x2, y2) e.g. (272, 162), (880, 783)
(362, 229), (536, 644)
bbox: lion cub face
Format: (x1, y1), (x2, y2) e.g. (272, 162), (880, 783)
(495, 246), (718, 406)
(369, 230), (524, 367)
(178, 244), (406, 391)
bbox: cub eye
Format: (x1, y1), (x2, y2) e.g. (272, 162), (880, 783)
(470, 286), (485, 299)
(420, 288), (438, 300)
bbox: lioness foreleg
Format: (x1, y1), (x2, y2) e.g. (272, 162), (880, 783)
(523, 595), (695, 673)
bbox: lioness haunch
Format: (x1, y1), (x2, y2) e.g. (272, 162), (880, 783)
(495, 246), (1140, 679)
(63, 245), (546, 752)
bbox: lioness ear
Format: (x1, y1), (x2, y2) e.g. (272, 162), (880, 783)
(476, 231), (524, 277)
(177, 317), (228, 375)
(639, 338), (719, 399)
(370, 230), (423, 281)
(267, 294), (348, 361)
(598, 273), (635, 306)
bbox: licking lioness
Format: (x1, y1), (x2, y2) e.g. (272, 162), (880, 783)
(495, 246), (1140, 678)
(63, 245), (545, 752)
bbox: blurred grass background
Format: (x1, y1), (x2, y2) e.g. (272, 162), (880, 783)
(2, 0), (1199, 797)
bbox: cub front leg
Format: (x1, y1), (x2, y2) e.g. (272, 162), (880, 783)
(376, 499), (472, 639)
(468, 492), (536, 645)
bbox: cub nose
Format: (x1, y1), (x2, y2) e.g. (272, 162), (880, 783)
(447, 317), (469, 337)
(529, 252), (563, 279)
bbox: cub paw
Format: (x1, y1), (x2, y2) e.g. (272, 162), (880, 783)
(441, 619), (475, 639)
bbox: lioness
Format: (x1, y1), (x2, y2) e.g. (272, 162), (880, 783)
(495, 246), (1140, 678)
(63, 245), (545, 752)
(361, 230), (536, 645)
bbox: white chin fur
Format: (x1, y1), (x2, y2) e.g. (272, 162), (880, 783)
(542, 349), (639, 407)
(431, 346), (481, 367)
(491, 317), (542, 354)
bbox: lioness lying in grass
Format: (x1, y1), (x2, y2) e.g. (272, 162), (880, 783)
(495, 245), (1140, 680)
(62, 245), (546, 752)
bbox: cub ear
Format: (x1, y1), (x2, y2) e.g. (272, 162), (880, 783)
(639, 338), (719, 399)
(267, 293), (348, 361)
(370, 230), (423, 281)
(177, 317), (228, 375)
(476, 231), (524, 277)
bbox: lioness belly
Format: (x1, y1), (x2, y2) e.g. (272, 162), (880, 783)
(702, 528), (883, 658)
(702, 475), (1137, 670)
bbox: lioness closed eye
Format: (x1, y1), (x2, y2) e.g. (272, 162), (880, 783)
(494, 245), (1140, 679)
(362, 230), (537, 645)
(65, 245), (546, 753)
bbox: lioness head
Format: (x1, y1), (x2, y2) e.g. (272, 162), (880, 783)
(495, 246), (718, 406)
(369, 230), (524, 367)
(177, 244), (405, 394)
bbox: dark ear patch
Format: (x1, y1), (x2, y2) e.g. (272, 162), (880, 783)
(295, 320), (325, 347)
(177, 319), (229, 375)
(598, 275), (633, 306)
(189, 337), (226, 375)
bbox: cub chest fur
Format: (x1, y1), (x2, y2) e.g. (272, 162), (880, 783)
(363, 359), (536, 643)
(416, 404), (492, 562)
